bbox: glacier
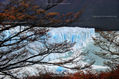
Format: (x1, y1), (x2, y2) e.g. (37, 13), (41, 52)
(46, 27), (108, 72)
(48, 27), (95, 48)
(0, 27), (110, 78)
(2, 27), (95, 47)
(44, 27), (95, 60)
(1, 27), (106, 66)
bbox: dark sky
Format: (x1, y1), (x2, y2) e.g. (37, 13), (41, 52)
(0, 0), (119, 30)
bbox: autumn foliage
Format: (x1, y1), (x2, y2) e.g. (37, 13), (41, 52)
(0, 0), (81, 25)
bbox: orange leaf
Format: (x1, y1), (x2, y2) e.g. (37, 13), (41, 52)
(46, 12), (59, 16)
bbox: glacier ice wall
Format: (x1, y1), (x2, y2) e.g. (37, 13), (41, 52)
(42, 27), (95, 61)
(1, 26), (95, 48)
(48, 27), (95, 50)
